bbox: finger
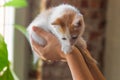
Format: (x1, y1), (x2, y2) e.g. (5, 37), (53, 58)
(31, 39), (47, 61)
(32, 26), (60, 48)
(32, 47), (47, 61)
(31, 38), (44, 51)
(32, 46), (41, 56)
(32, 26), (52, 41)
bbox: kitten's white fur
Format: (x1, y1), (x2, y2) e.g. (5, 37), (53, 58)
(50, 4), (80, 23)
(27, 4), (82, 55)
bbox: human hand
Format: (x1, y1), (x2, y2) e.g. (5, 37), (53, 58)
(31, 26), (66, 61)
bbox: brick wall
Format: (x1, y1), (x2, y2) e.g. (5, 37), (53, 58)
(41, 0), (107, 80)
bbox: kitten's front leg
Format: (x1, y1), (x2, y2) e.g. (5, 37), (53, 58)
(61, 41), (72, 54)
(75, 37), (87, 49)
(61, 37), (86, 54)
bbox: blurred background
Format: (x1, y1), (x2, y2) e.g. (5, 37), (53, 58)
(0, 0), (120, 80)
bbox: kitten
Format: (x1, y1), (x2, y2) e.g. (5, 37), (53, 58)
(27, 4), (86, 54)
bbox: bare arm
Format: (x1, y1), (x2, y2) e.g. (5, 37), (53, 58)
(80, 48), (106, 80)
(76, 38), (106, 80)
(65, 47), (94, 80)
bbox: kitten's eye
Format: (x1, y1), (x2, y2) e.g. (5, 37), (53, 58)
(62, 37), (67, 40)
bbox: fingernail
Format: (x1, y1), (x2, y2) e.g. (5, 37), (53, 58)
(32, 26), (37, 31)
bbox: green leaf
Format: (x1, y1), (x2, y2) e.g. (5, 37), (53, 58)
(14, 24), (28, 38)
(4, 0), (28, 8)
(0, 67), (14, 80)
(0, 34), (9, 71)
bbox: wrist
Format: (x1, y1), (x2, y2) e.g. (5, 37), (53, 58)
(65, 46), (79, 57)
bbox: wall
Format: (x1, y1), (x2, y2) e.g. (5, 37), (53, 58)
(14, 8), (29, 80)
(104, 0), (120, 80)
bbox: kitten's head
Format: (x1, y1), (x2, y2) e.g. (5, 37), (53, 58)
(52, 4), (85, 45)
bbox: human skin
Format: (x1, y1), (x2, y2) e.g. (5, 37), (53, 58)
(32, 26), (66, 61)
(78, 48), (106, 80)
(65, 47), (94, 80)
(31, 26), (105, 80)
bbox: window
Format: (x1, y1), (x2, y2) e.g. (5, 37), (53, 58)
(0, 0), (15, 64)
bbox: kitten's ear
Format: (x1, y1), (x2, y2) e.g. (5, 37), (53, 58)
(77, 15), (85, 27)
(81, 15), (85, 27)
(51, 18), (60, 26)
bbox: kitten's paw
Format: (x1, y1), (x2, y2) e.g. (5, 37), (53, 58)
(62, 45), (72, 54)
(76, 37), (87, 49)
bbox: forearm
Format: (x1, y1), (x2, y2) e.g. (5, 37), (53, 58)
(87, 62), (106, 80)
(80, 48), (106, 80)
(65, 47), (94, 80)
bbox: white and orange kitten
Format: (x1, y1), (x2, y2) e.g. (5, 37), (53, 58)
(27, 4), (86, 55)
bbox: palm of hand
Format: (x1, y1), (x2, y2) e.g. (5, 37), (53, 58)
(32, 27), (66, 61)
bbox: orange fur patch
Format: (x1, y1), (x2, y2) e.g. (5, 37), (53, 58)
(52, 9), (76, 33)
(52, 9), (83, 37)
